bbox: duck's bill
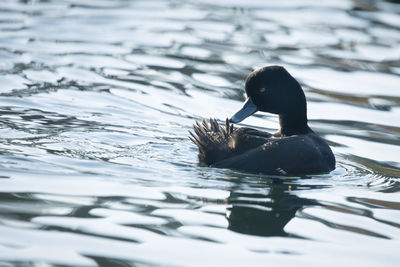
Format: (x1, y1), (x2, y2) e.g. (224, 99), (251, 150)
(229, 97), (258, 123)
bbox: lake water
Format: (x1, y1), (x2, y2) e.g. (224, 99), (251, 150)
(0, 0), (399, 266)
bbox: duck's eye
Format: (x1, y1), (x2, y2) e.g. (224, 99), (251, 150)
(259, 88), (266, 93)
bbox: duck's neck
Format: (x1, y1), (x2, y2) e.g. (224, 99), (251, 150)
(277, 107), (310, 136)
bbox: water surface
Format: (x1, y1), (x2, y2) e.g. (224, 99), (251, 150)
(0, 0), (399, 266)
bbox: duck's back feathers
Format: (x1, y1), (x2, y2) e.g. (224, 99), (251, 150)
(189, 118), (272, 166)
(189, 119), (234, 165)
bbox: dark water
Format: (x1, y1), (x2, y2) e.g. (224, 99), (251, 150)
(0, 0), (400, 266)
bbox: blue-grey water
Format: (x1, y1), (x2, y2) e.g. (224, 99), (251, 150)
(0, 0), (400, 266)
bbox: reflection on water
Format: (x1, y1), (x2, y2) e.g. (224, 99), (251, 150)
(227, 180), (320, 236)
(0, 0), (400, 266)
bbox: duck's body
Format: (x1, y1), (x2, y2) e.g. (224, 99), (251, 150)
(190, 119), (334, 175)
(190, 66), (335, 176)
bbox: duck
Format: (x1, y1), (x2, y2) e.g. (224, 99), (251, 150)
(189, 65), (335, 176)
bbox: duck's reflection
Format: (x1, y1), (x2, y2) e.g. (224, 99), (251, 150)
(226, 180), (319, 236)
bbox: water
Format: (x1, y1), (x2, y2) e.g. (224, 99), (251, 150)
(0, 0), (399, 266)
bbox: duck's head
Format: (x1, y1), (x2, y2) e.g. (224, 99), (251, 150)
(229, 66), (309, 135)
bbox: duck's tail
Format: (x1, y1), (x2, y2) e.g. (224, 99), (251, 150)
(189, 118), (234, 165)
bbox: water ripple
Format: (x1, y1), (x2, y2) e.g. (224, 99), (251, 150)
(0, 0), (399, 266)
